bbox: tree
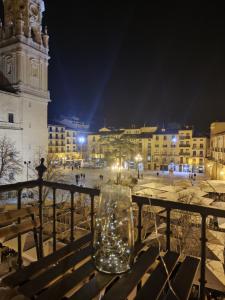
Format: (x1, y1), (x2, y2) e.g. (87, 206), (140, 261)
(0, 136), (22, 183)
(96, 135), (138, 166)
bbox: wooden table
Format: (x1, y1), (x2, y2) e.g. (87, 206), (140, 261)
(2, 233), (200, 300)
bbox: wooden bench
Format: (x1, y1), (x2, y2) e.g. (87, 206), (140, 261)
(2, 236), (200, 300)
(0, 207), (40, 261)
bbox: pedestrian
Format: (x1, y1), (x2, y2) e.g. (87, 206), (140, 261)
(72, 166), (74, 171)
(193, 173), (196, 180)
(83, 173), (85, 179)
(80, 173), (83, 179)
(156, 172), (159, 177)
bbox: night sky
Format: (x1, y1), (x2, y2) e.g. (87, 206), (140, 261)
(3, 1), (225, 131)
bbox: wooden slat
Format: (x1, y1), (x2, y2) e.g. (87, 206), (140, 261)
(37, 260), (95, 300)
(3, 233), (91, 287)
(135, 252), (180, 300)
(0, 207), (38, 225)
(164, 256), (200, 300)
(0, 218), (40, 242)
(68, 272), (117, 300)
(101, 247), (159, 300)
(68, 243), (145, 300)
(18, 245), (92, 297)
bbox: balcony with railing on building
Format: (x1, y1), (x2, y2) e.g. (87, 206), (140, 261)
(179, 143), (191, 147)
(0, 160), (225, 299)
(0, 120), (23, 130)
(179, 151), (191, 156)
(179, 135), (191, 140)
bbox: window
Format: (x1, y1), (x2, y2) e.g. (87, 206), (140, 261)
(49, 134), (52, 139)
(200, 144), (204, 148)
(49, 127), (52, 132)
(200, 151), (203, 157)
(155, 144), (159, 148)
(56, 134), (58, 139)
(163, 136), (167, 141)
(193, 144), (196, 149)
(156, 136), (159, 141)
(8, 113), (14, 123)
(193, 151), (196, 156)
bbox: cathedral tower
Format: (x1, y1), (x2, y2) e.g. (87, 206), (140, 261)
(0, 0), (50, 181)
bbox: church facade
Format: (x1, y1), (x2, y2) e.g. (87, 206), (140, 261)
(0, 0), (49, 181)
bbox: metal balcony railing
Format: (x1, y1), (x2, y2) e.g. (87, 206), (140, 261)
(0, 160), (225, 299)
(0, 121), (23, 130)
(179, 144), (191, 147)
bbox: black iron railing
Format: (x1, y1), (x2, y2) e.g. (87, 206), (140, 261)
(0, 179), (99, 264)
(0, 161), (225, 299)
(132, 195), (225, 300)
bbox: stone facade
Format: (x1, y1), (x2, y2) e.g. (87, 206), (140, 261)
(0, 0), (49, 181)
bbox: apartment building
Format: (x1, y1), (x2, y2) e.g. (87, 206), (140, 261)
(88, 126), (208, 172)
(205, 122), (225, 179)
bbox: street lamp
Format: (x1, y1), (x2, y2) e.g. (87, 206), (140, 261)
(24, 160), (31, 181)
(135, 154), (142, 179)
(78, 136), (85, 158)
(111, 162), (123, 184)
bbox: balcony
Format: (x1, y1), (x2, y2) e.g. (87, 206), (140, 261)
(0, 121), (23, 130)
(0, 165), (225, 299)
(179, 136), (191, 140)
(179, 144), (191, 148)
(179, 152), (190, 156)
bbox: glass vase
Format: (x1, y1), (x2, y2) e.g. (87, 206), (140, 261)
(93, 184), (134, 274)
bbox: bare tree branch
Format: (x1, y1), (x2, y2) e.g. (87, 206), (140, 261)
(0, 136), (22, 182)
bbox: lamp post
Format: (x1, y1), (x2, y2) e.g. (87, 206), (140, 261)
(135, 154), (142, 179)
(24, 160), (31, 181)
(78, 136), (85, 166)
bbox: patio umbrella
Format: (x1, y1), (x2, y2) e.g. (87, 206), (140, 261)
(139, 182), (165, 189)
(194, 261), (225, 292)
(173, 180), (192, 188)
(156, 185), (184, 193)
(207, 180), (225, 194)
(157, 191), (179, 201)
(135, 188), (165, 197)
(197, 181), (215, 193)
(211, 202), (225, 230)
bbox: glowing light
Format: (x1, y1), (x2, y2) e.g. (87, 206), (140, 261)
(172, 137), (177, 143)
(78, 136), (85, 144)
(135, 154), (142, 162)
